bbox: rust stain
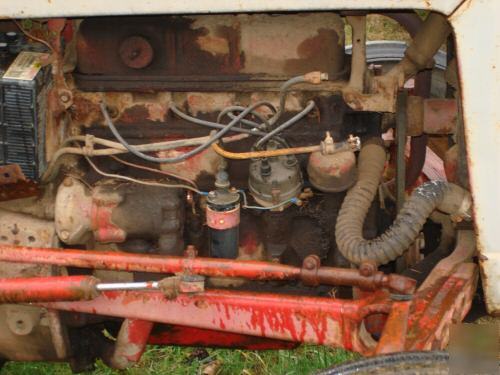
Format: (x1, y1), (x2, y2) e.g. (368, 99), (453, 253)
(196, 35), (230, 55)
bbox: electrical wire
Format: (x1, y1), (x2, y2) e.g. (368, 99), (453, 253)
(238, 190), (298, 210)
(267, 72), (327, 127)
(255, 100), (316, 148)
(217, 103), (276, 130)
(268, 75), (308, 127)
(84, 155), (208, 195)
(42, 133), (249, 183)
(13, 20), (54, 53)
(103, 101), (269, 163)
(109, 155), (199, 188)
(170, 104), (267, 137)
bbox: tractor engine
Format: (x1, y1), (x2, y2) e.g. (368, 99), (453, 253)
(0, 10), (477, 372)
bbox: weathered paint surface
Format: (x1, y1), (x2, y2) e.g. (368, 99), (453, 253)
(75, 14), (345, 79)
(110, 319), (154, 369)
(0, 245), (415, 294)
(43, 289), (380, 354)
(450, 0), (500, 315)
(0, 1), (463, 18)
(0, 275), (98, 303)
(405, 263), (478, 350)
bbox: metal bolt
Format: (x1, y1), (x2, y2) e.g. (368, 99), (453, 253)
(303, 255), (320, 270)
(184, 245), (198, 258)
(60, 93), (71, 104)
(60, 230), (70, 241)
(63, 177), (73, 187)
(359, 262), (377, 277)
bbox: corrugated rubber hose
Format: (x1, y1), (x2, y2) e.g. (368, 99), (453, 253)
(336, 138), (471, 266)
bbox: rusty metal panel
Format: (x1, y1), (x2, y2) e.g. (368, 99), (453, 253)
(0, 1), (464, 18)
(74, 14), (345, 91)
(450, 0), (500, 316)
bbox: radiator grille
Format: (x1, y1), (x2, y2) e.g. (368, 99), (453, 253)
(0, 75), (47, 180)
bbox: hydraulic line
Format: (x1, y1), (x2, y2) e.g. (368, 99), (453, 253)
(335, 139), (471, 266)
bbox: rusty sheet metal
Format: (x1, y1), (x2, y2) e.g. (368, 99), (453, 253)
(0, 180), (39, 202)
(0, 164), (26, 185)
(0, 1), (463, 19)
(0, 164), (39, 201)
(42, 289), (381, 354)
(450, 0), (500, 316)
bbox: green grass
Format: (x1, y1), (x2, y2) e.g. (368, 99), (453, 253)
(1, 345), (358, 375)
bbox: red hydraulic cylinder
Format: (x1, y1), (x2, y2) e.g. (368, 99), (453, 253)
(0, 275), (99, 303)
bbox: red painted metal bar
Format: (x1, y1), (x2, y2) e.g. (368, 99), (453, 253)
(375, 263), (478, 354)
(375, 300), (411, 354)
(42, 289), (389, 355)
(148, 325), (299, 350)
(0, 275), (99, 303)
(405, 263), (478, 351)
(0, 245), (301, 280)
(108, 319), (154, 370)
(0, 245), (415, 294)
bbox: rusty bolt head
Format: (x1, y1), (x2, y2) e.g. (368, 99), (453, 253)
(59, 92), (71, 104)
(303, 255), (320, 270)
(359, 261), (377, 277)
(63, 177), (73, 187)
(119, 36), (154, 69)
(59, 230), (70, 241)
(184, 245), (198, 258)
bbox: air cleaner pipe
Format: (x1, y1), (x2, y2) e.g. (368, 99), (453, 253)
(336, 140), (472, 266)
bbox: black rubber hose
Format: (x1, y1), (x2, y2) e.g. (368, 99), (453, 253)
(335, 139), (469, 266)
